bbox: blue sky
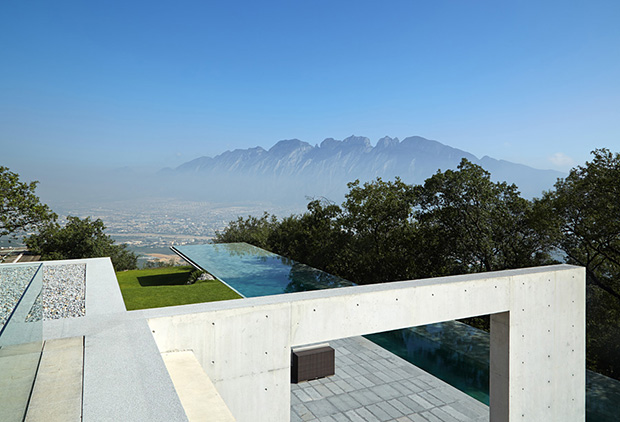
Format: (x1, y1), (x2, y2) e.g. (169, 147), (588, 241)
(2, 0), (619, 177)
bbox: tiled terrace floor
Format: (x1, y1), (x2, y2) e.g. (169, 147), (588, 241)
(291, 336), (489, 422)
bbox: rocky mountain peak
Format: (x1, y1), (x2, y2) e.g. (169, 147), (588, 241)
(377, 136), (400, 149)
(269, 139), (312, 156)
(169, 135), (565, 199)
(342, 135), (372, 149)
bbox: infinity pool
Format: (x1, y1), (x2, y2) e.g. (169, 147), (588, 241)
(173, 242), (618, 421)
(172, 243), (355, 297)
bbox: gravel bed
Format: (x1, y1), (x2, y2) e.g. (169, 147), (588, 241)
(29, 264), (86, 321)
(0, 265), (40, 328)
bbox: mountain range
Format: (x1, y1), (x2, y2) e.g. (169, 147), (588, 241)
(160, 136), (564, 204)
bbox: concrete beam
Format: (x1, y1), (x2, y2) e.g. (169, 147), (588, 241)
(146, 264), (585, 422)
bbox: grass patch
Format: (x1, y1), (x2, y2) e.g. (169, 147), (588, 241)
(116, 266), (242, 310)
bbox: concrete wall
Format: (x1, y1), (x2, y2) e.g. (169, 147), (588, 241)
(145, 264), (585, 422)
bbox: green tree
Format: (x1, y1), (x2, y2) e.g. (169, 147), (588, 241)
(268, 199), (346, 276)
(0, 166), (56, 240)
(339, 178), (418, 284)
(545, 149), (620, 301)
(414, 159), (555, 276)
(214, 212), (278, 249)
(25, 216), (138, 271)
(544, 149), (620, 378)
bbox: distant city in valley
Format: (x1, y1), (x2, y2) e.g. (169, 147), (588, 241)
(50, 198), (303, 257)
(20, 136), (569, 260)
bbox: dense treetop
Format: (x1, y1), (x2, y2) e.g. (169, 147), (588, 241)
(25, 216), (137, 271)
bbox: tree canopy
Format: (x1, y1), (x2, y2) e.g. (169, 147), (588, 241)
(217, 159), (557, 284)
(415, 159), (555, 276)
(0, 166), (56, 239)
(544, 149), (620, 301)
(542, 149), (620, 377)
(25, 216), (138, 271)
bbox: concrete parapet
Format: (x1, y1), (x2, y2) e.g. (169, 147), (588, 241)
(146, 264), (585, 422)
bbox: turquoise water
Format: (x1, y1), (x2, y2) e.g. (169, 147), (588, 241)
(174, 242), (618, 421)
(366, 322), (490, 404)
(173, 243), (355, 297)
(366, 325), (620, 422)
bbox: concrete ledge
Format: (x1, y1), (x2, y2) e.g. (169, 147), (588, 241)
(82, 318), (188, 422)
(35, 257), (187, 422)
(162, 351), (235, 422)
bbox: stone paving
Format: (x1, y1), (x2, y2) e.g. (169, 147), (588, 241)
(291, 336), (488, 422)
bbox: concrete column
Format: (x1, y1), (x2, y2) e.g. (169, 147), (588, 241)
(490, 269), (585, 421)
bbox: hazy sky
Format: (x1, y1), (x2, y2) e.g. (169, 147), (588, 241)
(2, 0), (620, 180)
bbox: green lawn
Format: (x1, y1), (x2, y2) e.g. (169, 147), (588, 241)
(116, 266), (242, 310)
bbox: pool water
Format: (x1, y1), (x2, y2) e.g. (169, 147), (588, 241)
(172, 243), (355, 297)
(174, 242), (619, 421)
(366, 322), (490, 404)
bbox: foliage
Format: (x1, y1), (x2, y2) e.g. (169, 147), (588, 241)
(339, 178), (418, 284)
(0, 166), (56, 240)
(216, 164), (556, 284)
(585, 286), (620, 378)
(25, 216), (138, 271)
(186, 269), (207, 285)
(145, 258), (179, 269)
(414, 159), (556, 276)
(116, 266), (241, 310)
(214, 212), (278, 249)
(545, 149), (620, 301)
(543, 148), (620, 378)
(268, 199), (347, 277)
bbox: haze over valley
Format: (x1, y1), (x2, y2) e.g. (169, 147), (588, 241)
(26, 135), (566, 255)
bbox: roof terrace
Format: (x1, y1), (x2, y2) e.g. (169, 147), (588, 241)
(1, 248), (587, 421)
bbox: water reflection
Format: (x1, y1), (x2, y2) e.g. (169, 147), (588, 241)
(366, 322), (490, 404)
(284, 262), (354, 293)
(174, 242), (354, 298)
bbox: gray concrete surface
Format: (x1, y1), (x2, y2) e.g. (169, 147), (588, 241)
(26, 337), (84, 422)
(147, 264), (585, 422)
(40, 258), (188, 422)
(2, 257), (584, 422)
(163, 350), (235, 421)
(291, 336), (488, 422)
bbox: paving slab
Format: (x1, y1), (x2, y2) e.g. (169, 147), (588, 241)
(291, 336), (489, 422)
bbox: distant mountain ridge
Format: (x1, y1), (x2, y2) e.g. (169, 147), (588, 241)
(163, 136), (564, 202)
